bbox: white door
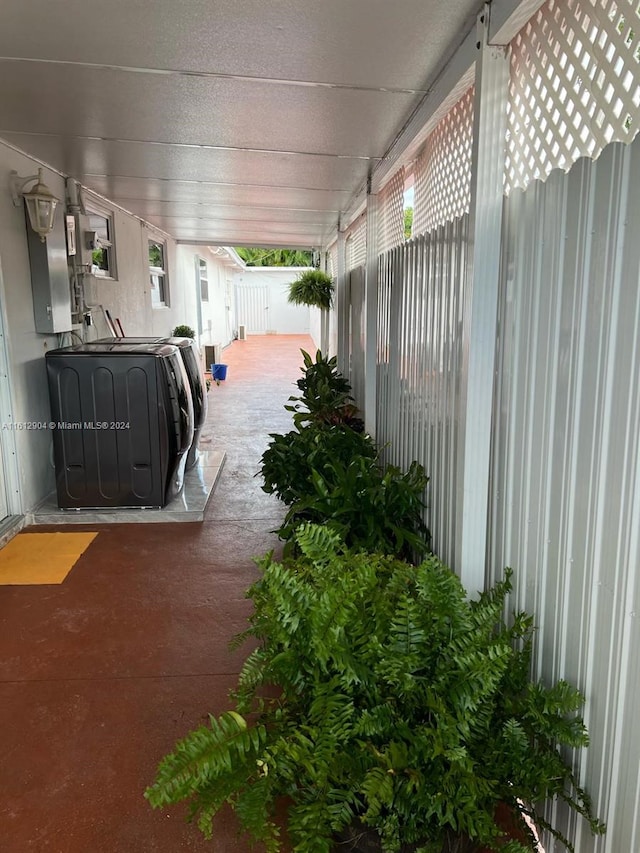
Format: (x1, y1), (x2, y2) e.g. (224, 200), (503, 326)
(235, 285), (269, 333)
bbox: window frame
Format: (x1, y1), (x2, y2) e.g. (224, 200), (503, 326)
(198, 257), (209, 302)
(87, 207), (117, 279)
(149, 238), (169, 308)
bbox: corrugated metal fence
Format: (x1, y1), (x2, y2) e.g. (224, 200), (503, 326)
(376, 220), (469, 568)
(337, 0), (640, 845)
(372, 134), (640, 850)
(490, 138), (640, 852)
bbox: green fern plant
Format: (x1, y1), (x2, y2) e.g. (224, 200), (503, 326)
(145, 526), (605, 852)
(288, 270), (335, 310)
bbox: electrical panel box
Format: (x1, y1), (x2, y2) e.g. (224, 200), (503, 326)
(25, 206), (72, 334)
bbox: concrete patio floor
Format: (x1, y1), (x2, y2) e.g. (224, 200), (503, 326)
(0, 334), (313, 852)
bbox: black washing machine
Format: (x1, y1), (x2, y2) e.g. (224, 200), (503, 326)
(46, 343), (194, 508)
(95, 336), (206, 469)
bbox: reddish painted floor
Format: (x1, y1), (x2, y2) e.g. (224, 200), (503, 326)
(0, 335), (313, 853)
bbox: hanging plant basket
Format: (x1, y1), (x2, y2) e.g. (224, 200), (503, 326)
(288, 269), (335, 310)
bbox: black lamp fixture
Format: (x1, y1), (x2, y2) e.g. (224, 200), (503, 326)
(10, 167), (59, 242)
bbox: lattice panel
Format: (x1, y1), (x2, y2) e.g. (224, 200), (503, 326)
(505, 0), (640, 193)
(346, 214), (367, 270)
(378, 167), (406, 254)
(413, 86), (474, 235)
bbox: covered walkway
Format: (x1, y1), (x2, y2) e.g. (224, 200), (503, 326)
(0, 335), (313, 852)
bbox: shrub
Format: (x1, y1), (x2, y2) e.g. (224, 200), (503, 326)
(260, 424), (376, 506)
(277, 454), (430, 560)
(286, 350), (363, 431)
(145, 526), (605, 853)
(172, 324), (195, 339)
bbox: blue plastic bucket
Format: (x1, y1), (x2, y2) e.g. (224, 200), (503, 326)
(211, 363), (228, 381)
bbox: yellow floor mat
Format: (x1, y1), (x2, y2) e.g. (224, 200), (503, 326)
(0, 532), (98, 585)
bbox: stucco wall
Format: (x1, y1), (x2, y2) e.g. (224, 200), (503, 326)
(232, 267), (311, 335)
(0, 141), (232, 516)
(0, 143), (65, 513)
(177, 246), (236, 352)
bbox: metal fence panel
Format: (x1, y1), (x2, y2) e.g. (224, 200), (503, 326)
(376, 218), (469, 565)
(490, 137), (640, 851)
(347, 265), (366, 414)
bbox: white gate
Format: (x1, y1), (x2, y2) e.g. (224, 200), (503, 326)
(235, 285), (269, 334)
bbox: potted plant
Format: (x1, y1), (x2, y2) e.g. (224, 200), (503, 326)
(288, 270), (334, 353)
(172, 324), (196, 339)
(288, 270), (334, 311)
(145, 525), (605, 852)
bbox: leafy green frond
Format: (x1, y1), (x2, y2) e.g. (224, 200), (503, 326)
(233, 776), (281, 852)
(145, 711), (265, 807)
(295, 522), (343, 565)
(232, 646), (270, 712)
(361, 766), (395, 820)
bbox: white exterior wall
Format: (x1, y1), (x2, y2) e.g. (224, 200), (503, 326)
(175, 246), (236, 353)
(233, 267), (311, 336)
(0, 141), (232, 518)
(0, 143), (66, 514)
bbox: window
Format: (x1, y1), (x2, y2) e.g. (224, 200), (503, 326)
(88, 210), (116, 277)
(198, 257), (209, 301)
(149, 240), (168, 307)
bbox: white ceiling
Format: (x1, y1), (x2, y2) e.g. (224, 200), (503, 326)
(0, 0), (484, 249)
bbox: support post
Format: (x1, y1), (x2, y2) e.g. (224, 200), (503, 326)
(457, 5), (510, 595)
(364, 182), (379, 437)
(335, 228), (348, 374)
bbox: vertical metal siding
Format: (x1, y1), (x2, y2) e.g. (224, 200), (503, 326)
(490, 138), (640, 851)
(376, 218), (469, 565)
(348, 265), (366, 414)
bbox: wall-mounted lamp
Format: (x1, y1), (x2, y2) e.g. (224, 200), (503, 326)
(10, 167), (59, 242)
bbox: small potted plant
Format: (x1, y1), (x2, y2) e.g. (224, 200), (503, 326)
(172, 324), (196, 339)
(145, 526), (605, 852)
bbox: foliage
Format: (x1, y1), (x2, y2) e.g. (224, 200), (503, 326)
(235, 247), (313, 267)
(260, 424), (376, 506)
(276, 454), (430, 560)
(145, 526), (606, 852)
(404, 206), (413, 240)
(260, 348), (429, 558)
(286, 349), (363, 431)
(149, 241), (164, 267)
(259, 422), (428, 559)
(288, 269), (335, 310)
(172, 324), (196, 339)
